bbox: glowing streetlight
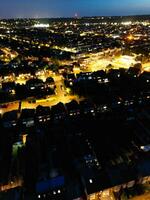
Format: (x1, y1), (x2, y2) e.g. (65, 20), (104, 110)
(127, 34), (134, 41)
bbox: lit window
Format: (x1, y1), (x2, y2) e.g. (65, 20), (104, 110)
(104, 78), (109, 83)
(89, 179), (93, 183)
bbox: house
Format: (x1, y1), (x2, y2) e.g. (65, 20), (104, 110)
(127, 67), (141, 78)
(66, 73), (76, 86)
(139, 71), (150, 81)
(139, 71), (150, 89)
(2, 82), (16, 94)
(65, 100), (80, 117)
(26, 78), (53, 98)
(2, 110), (18, 128)
(26, 78), (45, 92)
(20, 109), (35, 127)
(92, 70), (107, 83)
(36, 176), (65, 199)
(80, 100), (95, 116)
(45, 77), (55, 89)
(77, 72), (93, 81)
(107, 69), (121, 79)
(51, 102), (67, 121)
(36, 105), (51, 123)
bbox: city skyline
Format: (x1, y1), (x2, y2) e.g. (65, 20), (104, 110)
(0, 0), (150, 19)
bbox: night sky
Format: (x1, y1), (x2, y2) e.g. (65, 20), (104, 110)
(0, 0), (150, 19)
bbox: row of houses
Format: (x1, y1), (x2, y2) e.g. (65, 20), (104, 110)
(1, 100), (95, 128)
(65, 69), (150, 88)
(1, 77), (55, 96)
(1, 92), (150, 129)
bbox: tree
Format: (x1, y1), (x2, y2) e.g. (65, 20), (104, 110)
(133, 63), (142, 70)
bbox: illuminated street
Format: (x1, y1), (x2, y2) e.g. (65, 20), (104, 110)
(130, 192), (150, 200)
(0, 178), (23, 192)
(143, 63), (150, 72)
(88, 189), (116, 200)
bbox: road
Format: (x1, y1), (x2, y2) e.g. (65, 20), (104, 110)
(130, 192), (150, 200)
(0, 178), (23, 192)
(88, 189), (116, 200)
(0, 47), (18, 61)
(143, 62), (150, 72)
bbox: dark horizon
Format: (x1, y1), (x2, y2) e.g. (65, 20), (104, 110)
(1, 13), (150, 20)
(0, 0), (150, 19)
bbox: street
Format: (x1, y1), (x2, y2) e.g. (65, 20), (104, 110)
(130, 192), (150, 200)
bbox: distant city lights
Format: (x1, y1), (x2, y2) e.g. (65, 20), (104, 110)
(122, 21), (132, 26)
(33, 24), (49, 28)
